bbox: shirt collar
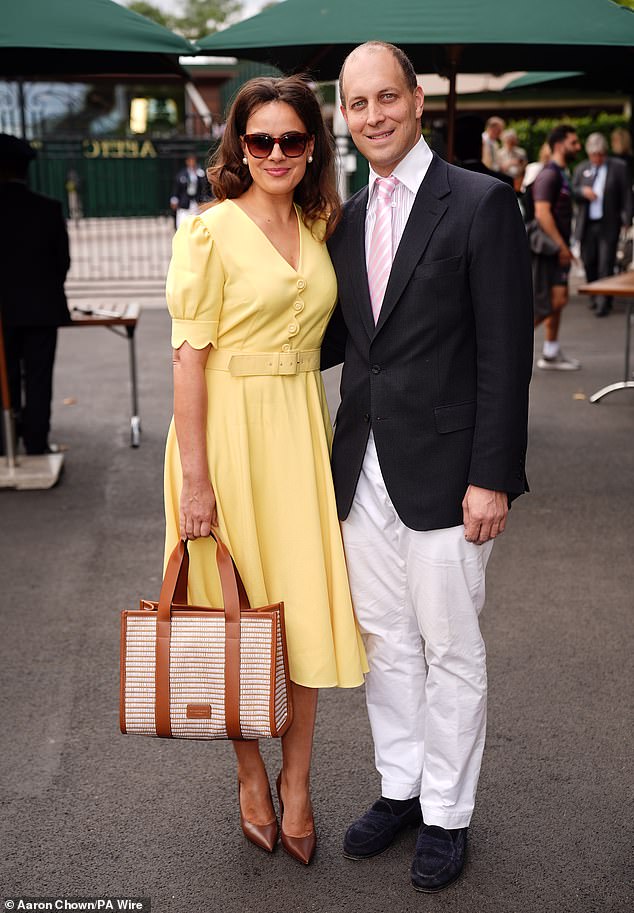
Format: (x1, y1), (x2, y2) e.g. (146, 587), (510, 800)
(367, 135), (433, 207)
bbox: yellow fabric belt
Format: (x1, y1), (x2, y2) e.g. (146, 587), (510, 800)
(206, 347), (321, 377)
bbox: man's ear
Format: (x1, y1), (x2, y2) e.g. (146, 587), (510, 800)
(340, 104), (349, 127)
(414, 85), (425, 120)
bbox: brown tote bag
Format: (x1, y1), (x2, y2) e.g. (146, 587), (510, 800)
(120, 533), (293, 740)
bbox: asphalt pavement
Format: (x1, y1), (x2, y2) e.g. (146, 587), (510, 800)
(0, 290), (632, 913)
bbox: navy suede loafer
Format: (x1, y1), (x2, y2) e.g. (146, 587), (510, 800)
(343, 797), (422, 860)
(410, 824), (467, 893)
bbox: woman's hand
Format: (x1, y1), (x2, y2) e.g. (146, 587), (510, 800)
(180, 476), (218, 539)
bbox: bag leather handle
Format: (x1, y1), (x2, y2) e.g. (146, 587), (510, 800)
(155, 532), (250, 739)
(157, 533), (249, 622)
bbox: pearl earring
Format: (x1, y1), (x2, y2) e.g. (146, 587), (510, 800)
(308, 155), (313, 163)
(242, 156), (248, 165)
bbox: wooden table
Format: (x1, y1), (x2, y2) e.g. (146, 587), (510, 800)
(578, 272), (634, 404)
(67, 302), (142, 446)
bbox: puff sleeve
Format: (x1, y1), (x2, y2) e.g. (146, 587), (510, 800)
(166, 214), (225, 349)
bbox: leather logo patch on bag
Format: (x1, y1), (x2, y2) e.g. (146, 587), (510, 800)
(186, 704), (212, 719)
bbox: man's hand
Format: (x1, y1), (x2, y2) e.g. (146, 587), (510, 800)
(581, 187), (598, 202)
(558, 245), (573, 268)
(462, 485), (508, 545)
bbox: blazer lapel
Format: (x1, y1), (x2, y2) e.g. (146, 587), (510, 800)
(344, 188), (375, 339)
(374, 154), (450, 336)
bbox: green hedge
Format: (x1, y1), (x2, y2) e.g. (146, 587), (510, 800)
(508, 113), (630, 162)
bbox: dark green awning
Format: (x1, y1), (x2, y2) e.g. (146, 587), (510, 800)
(1, 0), (197, 77)
(198, 0), (634, 79)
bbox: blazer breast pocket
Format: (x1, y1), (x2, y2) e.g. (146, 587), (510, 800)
(414, 255), (463, 281)
(434, 400), (476, 434)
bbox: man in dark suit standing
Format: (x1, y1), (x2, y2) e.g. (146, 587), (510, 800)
(572, 132), (632, 317)
(0, 134), (70, 455)
(169, 152), (209, 228)
(321, 43), (533, 893)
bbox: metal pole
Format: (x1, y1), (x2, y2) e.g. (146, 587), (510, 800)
(17, 78), (27, 139)
(0, 315), (16, 470)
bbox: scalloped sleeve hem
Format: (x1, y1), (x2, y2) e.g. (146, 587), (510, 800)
(171, 318), (219, 350)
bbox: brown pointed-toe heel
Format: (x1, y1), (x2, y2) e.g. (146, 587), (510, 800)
(238, 780), (278, 853)
(276, 773), (317, 865)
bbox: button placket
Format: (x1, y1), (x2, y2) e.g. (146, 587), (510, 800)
(287, 278), (306, 342)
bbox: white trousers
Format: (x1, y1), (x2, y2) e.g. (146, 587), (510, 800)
(341, 433), (493, 829)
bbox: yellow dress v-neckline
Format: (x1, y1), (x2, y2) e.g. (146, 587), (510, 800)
(227, 199), (303, 273)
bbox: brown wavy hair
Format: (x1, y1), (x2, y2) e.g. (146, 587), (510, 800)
(208, 75), (341, 239)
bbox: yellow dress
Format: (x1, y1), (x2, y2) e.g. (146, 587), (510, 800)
(163, 200), (367, 688)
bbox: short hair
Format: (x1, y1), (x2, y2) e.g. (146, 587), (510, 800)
(547, 123), (577, 150)
(339, 41), (417, 107)
(585, 132), (608, 155)
(611, 126), (632, 156)
(501, 128), (517, 143)
(208, 75), (341, 239)
(485, 116), (505, 131)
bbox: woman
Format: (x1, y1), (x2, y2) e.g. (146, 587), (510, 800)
(163, 76), (367, 865)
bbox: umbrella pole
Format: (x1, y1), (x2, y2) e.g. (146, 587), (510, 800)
(0, 315), (16, 470)
(18, 78), (27, 139)
(444, 45), (463, 164)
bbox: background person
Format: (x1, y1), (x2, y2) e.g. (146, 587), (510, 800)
(532, 124), (582, 370)
(572, 132), (632, 317)
(0, 134), (70, 456)
(481, 115), (505, 171)
(497, 128), (528, 190)
(610, 126), (634, 190)
(170, 152), (209, 228)
(163, 76), (366, 866)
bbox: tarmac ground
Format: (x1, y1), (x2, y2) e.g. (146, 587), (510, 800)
(0, 289), (632, 913)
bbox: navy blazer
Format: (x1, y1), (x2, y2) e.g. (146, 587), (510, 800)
(322, 154), (534, 531)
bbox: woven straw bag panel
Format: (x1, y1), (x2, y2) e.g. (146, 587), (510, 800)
(239, 616), (275, 738)
(169, 616), (226, 737)
(273, 616), (289, 732)
(124, 616), (159, 735)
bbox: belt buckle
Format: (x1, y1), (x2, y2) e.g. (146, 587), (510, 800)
(277, 352), (300, 375)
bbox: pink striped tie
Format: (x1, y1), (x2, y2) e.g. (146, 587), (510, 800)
(368, 175), (399, 324)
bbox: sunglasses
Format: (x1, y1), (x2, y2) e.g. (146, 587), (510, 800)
(242, 132), (310, 159)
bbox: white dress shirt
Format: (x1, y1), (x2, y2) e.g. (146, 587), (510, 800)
(365, 136), (434, 271)
(589, 162), (607, 221)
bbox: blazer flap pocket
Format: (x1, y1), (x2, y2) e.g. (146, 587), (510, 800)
(414, 255), (463, 280)
(434, 400), (476, 434)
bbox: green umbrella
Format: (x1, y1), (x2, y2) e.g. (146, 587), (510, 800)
(1, 0), (197, 77)
(198, 0), (634, 76)
(199, 0), (634, 162)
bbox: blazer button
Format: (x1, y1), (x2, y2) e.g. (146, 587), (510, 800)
(363, 414), (370, 423)
(371, 364), (381, 374)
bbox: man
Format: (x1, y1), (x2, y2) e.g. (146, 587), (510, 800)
(497, 128), (528, 187)
(0, 134), (70, 455)
(531, 124), (582, 370)
(169, 152), (208, 228)
(321, 42), (533, 893)
(572, 132), (632, 317)
(481, 116), (505, 171)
